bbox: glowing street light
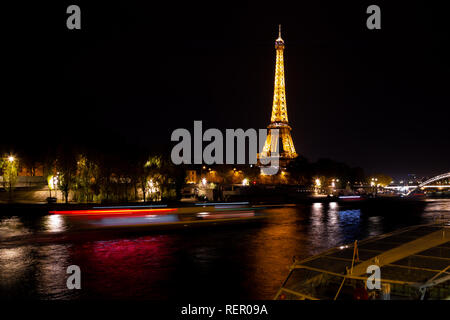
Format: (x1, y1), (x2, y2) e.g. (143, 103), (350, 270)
(315, 178), (322, 194)
(48, 175), (59, 190)
(315, 178), (321, 187)
(370, 177), (379, 187)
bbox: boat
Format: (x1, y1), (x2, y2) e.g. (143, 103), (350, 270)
(275, 220), (450, 300)
(48, 203), (267, 231)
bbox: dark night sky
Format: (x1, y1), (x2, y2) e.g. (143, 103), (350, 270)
(4, 1), (449, 178)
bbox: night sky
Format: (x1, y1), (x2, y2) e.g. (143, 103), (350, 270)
(5, 1), (449, 178)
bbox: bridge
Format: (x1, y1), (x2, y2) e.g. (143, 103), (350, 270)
(384, 172), (450, 194)
(418, 172), (450, 188)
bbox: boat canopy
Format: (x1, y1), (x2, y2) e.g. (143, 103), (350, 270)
(275, 221), (450, 300)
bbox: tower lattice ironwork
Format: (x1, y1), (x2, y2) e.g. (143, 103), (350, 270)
(258, 25), (298, 168)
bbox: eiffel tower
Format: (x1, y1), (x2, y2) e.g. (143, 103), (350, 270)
(258, 25), (298, 169)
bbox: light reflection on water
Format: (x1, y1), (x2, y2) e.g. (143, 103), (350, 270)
(35, 244), (79, 299)
(0, 217), (31, 239)
(367, 216), (383, 237)
(42, 214), (67, 233)
(0, 199), (449, 299)
(0, 246), (33, 292)
(422, 199), (450, 221)
(307, 202), (362, 254)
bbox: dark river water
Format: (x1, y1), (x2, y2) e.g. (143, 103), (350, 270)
(0, 199), (449, 300)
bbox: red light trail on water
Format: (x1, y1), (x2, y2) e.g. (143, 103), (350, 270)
(49, 208), (178, 216)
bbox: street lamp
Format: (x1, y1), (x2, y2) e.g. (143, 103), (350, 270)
(370, 178), (378, 195)
(315, 178), (321, 187)
(315, 178), (322, 194)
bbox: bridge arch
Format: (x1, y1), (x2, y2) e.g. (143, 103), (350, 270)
(406, 172), (450, 195)
(418, 172), (450, 188)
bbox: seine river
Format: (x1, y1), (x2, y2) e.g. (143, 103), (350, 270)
(0, 199), (449, 300)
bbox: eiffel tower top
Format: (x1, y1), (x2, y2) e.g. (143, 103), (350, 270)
(275, 24), (285, 48)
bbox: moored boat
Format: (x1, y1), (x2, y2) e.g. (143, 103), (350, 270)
(275, 220), (450, 300)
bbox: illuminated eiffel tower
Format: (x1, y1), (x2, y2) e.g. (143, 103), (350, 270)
(258, 25), (298, 169)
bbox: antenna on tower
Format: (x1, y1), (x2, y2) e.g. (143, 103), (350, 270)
(278, 24), (281, 38)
